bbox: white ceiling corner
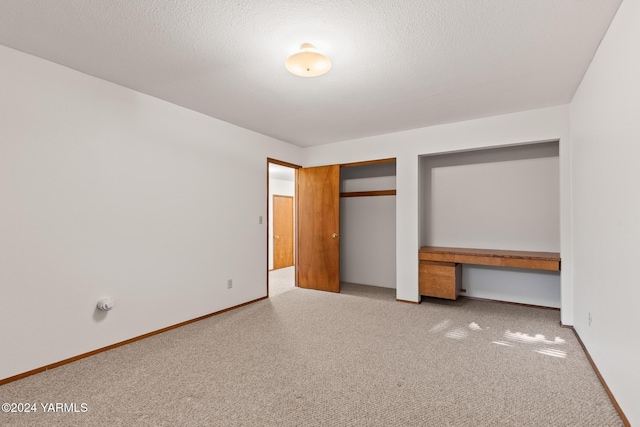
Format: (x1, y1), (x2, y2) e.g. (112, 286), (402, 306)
(0, 0), (623, 147)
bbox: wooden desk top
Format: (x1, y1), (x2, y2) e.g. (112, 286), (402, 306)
(419, 246), (561, 271)
(419, 246), (560, 260)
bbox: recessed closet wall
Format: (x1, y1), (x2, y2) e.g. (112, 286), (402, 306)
(419, 141), (560, 307)
(340, 162), (396, 289)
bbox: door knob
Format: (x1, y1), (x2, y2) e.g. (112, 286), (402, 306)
(274, 235), (280, 239)
(332, 233), (339, 239)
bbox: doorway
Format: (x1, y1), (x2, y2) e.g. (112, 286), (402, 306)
(267, 159), (299, 297)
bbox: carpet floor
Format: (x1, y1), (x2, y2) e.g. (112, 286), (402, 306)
(0, 268), (622, 426)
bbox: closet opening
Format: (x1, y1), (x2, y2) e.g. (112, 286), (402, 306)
(340, 159), (397, 293)
(418, 141), (561, 307)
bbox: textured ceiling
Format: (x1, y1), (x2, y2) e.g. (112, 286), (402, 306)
(0, 0), (622, 147)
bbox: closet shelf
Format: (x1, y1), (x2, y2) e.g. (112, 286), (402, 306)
(340, 190), (396, 198)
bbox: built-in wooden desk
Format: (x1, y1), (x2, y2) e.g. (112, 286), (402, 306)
(418, 246), (561, 300)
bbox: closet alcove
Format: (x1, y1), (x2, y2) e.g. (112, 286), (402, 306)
(340, 159), (397, 290)
(418, 141), (561, 307)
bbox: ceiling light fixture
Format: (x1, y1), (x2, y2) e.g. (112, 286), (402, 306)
(285, 43), (331, 77)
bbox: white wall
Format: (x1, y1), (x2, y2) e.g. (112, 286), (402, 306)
(420, 142), (561, 307)
(570, 0), (640, 423)
(421, 143), (559, 250)
(340, 196), (396, 288)
(0, 45), (302, 380)
(268, 178), (295, 270)
(304, 104), (572, 323)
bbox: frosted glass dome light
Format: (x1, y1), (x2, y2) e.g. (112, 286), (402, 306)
(285, 43), (331, 77)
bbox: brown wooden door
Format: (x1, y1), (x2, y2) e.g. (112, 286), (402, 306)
(297, 165), (340, 292)
(273, 195), (294, 269)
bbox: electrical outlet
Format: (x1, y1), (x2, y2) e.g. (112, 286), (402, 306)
(259, 216), (263, 224)
(588, 312), (592, 326)
(227, 279), (233, 289)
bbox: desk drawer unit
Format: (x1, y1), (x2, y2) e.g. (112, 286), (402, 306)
(419, 261), (462, 300)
